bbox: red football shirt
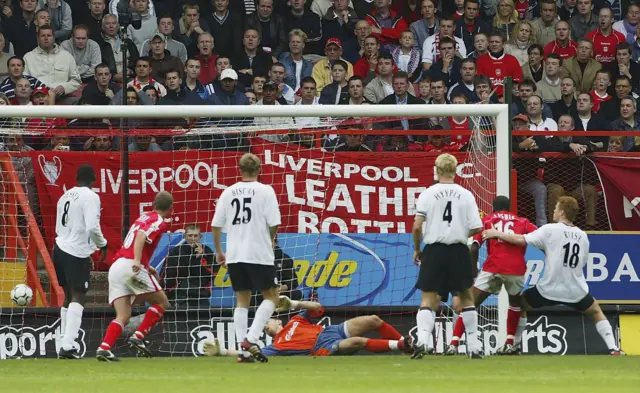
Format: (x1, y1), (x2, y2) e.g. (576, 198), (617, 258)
(476, 53), (523, 96)
(586, 29), (625, 64)
(589, 90), (612, 113)
(113, 211), (167, 267)
(448, 117), (471, 145)
(472, 212), (537, 275)
(543, 40), (578, 60)
(454, 10), (463, 20)
(515, 0), (529, 19)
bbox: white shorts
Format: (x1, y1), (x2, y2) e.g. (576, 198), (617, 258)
(108, 258), (161, 305)
(473, 270), (524, 296)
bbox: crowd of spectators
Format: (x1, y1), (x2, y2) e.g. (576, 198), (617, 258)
(0, 0), (636, 154)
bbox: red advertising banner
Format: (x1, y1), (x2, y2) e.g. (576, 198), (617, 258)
(32, 143), (470, 268)
(592, 156), (640, 231)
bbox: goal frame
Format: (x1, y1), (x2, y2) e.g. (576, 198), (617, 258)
(0, 103), (512, 343)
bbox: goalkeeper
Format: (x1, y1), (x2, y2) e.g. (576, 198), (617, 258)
(204, 296), (412, 358)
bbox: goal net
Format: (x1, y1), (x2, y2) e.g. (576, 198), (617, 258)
(0, 103), (509, 359)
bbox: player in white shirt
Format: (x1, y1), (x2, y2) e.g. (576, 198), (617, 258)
(411, 154), (484, 359)
(484, 196), (624, 355)
(211, 153), (282, 363)
(53, 164), (107, 359)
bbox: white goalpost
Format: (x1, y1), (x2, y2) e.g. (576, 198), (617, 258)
(0, 103), (511, 357)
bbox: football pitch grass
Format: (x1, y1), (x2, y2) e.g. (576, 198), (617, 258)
(2, 356), (640, 393)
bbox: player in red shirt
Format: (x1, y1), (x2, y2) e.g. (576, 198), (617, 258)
(444, 196), (536, 356)
(589, 70), (613, 113)
(543, 21), (578, 60)
(585, 7), (625, 64)
(203, 297), (412, 360)
(96, 191), (174, 362)
(476, 32), (522, 97)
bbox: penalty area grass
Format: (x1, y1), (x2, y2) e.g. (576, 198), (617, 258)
(1, 355), (638, 393)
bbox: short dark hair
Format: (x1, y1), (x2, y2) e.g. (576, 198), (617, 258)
(94, 63), (110, 73)
(488, 31), (505, 42)
(378, 52), (394, 63)
(186, 57), (201, 66)
(331, 59), (348, 71)
(271, 62), (286, 71)
(393, 71), (409, 83)
(439, 36), (456, 48)
(617, 42), (632, 54)
(348, 75), (364, 86)
(136, 57), (152, 66)
(364, 34), (379, 43)
(527, 44), (544, 55)
(157, 14), (173, 23)
(474, 74), (492, 87)
(7, 56), (24, 68)
(300, 76), (316, 87)
(519, 78), (537, 91)
(461, 58), (476, 68)
(546, 53), (563, 65)
(76, 164), (96, 184)
(615, 75), (632, 86)
(38, 24), (54, 35)
(165, 69), (181, 78)
(492, 195), (511, 212)
(451, 93), (469, 103)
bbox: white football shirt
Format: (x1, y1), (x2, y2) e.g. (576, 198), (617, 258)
(55, 186), (107, 258)
(524, 223), (590, 303)
(211, 181), (281, 265)
(416, 183), (482, 245)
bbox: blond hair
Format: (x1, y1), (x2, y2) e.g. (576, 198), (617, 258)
(494, 0), (518, 28)
(508, 20), (537, 45)
(239, 153), (261, 176)
(289, 29), (308, 42)
(435, 153), (458, 178)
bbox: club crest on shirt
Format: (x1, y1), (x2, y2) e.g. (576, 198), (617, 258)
(495, 69), (502, 77)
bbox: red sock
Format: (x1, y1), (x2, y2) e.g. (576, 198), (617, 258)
(364, 339), (395, 353)
(100, 320), (124, 350)
(505, 307), (521, 345)
(135, 305), (164, 338)
(450, 316), (465, 346)
(377, 321), (402, 340)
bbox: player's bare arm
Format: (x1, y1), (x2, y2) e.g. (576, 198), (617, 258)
(132, 230), (148, 273)
(469, 227), (482, 237)
(211, 226), (225, 265)
(269, 225), (279, 248)
(276, 295), (323, 313)
(483, 229), (526, 246)
(412, 215), (425, 265)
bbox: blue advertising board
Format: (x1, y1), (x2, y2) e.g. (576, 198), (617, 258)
(150, 232), (640, 307)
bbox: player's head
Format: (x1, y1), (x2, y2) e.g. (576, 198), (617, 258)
(76, 164), (96, 187)
(435, 153), (458, 180)
(239, 153), (261, 178)
(154, 191), (174, 217)
(553, 196), (579, 224)
(492, 195), (511, 212)
(264, 318), (283, 337)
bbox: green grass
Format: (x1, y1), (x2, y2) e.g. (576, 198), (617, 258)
(1, 356), (639, 393)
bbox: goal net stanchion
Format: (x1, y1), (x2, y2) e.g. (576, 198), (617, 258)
(0, 103), (510, 357)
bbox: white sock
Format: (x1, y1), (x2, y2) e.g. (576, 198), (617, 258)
(595, 320), (618, 351)
(233, 307), (248, 353)
(60, 307), (68, 337)
(461, 307), (481, 353)
(61, 302), (84, 351)
(246, 299), (276, 344)
(388, 340), (399, 351)
(416, 308), (435, 348)
(514, 317), (527, 345)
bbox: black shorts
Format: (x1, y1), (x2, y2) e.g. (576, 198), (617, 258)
(523, 286), (595, 313)
(227, 263), (278, 292)
(53, 244), (92, 293)
(415, 243), (473, 296)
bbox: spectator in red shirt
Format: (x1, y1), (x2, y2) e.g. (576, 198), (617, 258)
(195, 32), (217, 85)
(589, 70), (612, 113)
(364, 0), (408, 50)
(476, 31), (522, 97)
(543, 21), (578, 60)
(353, 35), (381, 80)
(585, 7), (625, 64)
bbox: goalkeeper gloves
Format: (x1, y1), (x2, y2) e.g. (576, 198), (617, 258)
(275, 295), (300, 312)
(203, 338), (223, 357)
